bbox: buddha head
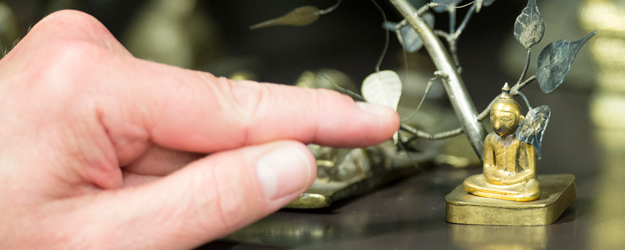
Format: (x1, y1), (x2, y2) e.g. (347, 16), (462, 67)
(490, 83), (523, 137)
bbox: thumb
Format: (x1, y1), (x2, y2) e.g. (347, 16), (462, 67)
(69, 141), (315, 249)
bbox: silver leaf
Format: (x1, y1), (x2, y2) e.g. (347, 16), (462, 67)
(513, 0), (544, 49)
(536, 31), (596, 94)
(515, 105), (550, 159)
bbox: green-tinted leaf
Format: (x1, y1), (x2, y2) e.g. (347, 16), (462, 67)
(250, 6), (320, 30)
(536, 31), (596, 93)
(514, 0), (544, 49)
(515, 105), (550, 159)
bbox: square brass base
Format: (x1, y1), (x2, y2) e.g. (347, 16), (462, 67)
(446, 174), (576, 225)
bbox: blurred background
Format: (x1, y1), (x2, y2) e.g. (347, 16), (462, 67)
(1, 0), (624, 249)
(0, 0), (602, 110)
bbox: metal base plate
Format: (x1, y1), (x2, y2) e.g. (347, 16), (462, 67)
(446, 174), (576, 225)
(286, 164), (428, 209)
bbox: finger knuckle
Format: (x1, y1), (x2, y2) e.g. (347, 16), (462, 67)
(35, 10), (106, 36)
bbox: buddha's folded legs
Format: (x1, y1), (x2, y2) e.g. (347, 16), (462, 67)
(463, 174), (541, 201)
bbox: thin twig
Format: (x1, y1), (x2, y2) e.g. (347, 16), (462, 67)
(456, 1), (477, 9)
(396, 23), (410, 96)
(449, 39), (460, 68)
(516, 91), (532, 110)
(396, 137), (417, 167)
(316, 0), (342, 15)
(437, 1), (477, 10)
(397, 19), (408, 29)
(477, 96), (498, 121)
(400, 124), (464, 140)
(448, 8), (461, 67)
(517, 48), (531, 84)
(399, 31), (410, 82)
(401, 75), (436, 122)
(372, 0), (389, 73)
(454, 4), (476, 38)
(414, 80), (432, 111)
(434, 30), (451, 40)
(510, 75), (537, 95)
(449, 8), (456, 34)
(317, 73), (365, 101)
(416, 3), (439, 16)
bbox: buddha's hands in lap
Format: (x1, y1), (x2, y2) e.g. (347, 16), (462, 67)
(483, 165), (506, 184)
(485, 166), (533, 185)
(0, 11), (399, 249)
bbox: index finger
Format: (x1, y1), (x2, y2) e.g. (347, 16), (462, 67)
(100, 58), (400, 159)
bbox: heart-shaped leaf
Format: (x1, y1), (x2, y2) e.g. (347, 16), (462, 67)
(250, 6), (320, 30)
(536, 31), (596, 93)
(515, 105), (550, 159)
(513, 0), (544, 49)
(433, 0), (464, 13)
(362, 70), (402, 110)
(362, 70), (402, 143)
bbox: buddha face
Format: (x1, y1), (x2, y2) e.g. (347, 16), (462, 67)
(490, 110), (519, 137)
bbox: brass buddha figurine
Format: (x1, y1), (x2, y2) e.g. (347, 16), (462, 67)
(463, 84), (540, 201)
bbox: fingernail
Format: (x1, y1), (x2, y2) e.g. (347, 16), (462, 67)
(256, 146), (312, 201)
(356, 101), (395, 117)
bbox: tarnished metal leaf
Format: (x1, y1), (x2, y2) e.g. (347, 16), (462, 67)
(515, 105), (550, 159)
(389, 13), (434, 53)
(398, 26), (421, 53)
(513, 0), (544, 49)
(423, 12), (435, 28)
(536, 31), (596, 94)
(433, 0), (464, 13)
(250, 6), (320, 29)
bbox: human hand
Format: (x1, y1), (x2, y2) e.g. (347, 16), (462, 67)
(0, 10), (399, 249)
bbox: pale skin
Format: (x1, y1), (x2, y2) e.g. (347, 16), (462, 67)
(0, 10), (399, 249)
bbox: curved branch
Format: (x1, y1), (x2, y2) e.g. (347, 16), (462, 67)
(371, 0), (390, 73)
(389, 0), (487, 159)
(516, 48), (531, 84)
(316, 0), (342, 15)
(434, 30), (452, 40)
(400, 124), (464, 140)
(516, 91), (532, 110)
(477, 96), (498, 121)
(510, 75), (537, 95)
(455, 4), (476, 38)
